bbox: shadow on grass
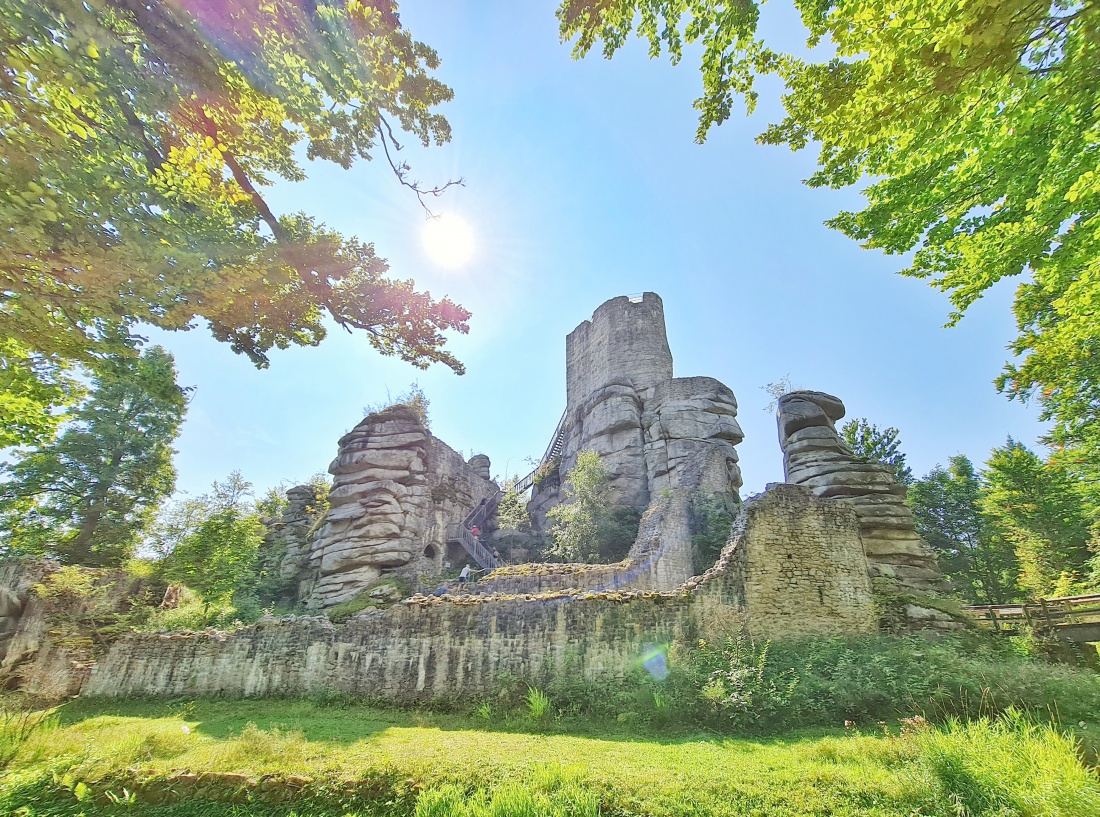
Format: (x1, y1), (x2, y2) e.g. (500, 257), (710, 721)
(50, 694), (851, 753)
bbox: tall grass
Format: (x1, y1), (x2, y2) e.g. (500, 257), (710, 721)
(528, 634), (1100, 731)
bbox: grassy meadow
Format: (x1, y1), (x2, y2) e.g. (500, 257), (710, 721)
(0, 697), (1098, 817)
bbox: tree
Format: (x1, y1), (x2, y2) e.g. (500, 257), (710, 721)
(546, 450), (640, 563)
(907, 456), (1018, 603)
(161, 473), (264, 614)
(0, 346), (188, 566)
(839, 419), (913, 485)
(1, 0), (470, 373)
(0, 339), (82, 448)
(981, 439), (1094, 598)
(558, 0), (1100, 465)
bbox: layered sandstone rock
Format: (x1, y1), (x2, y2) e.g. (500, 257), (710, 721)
(258, 484), (324, 606)
(777, 391), (946, 593)
(304, 406), (496, 609)
(525, 294), (744, 590)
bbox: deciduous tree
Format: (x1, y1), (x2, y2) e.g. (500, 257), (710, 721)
(981, 439), (1094, 598)
(160, 472), (264, 614)
(558, 0), (1100, 458)
(1, 0), (469, 373)
(907, 456), (1018, 603)
(0, 346), (188, 566)
(0, 339), (82, 448)
(547, 450), (640, 563)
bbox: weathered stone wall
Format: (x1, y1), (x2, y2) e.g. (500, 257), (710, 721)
(0, 560), (156, 697)
(81, 485), (875, 701)
(565, 293), (673, 410)
(474, 489), (695, 595)
(732, 484), (875, 638)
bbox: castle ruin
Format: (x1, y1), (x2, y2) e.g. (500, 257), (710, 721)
(0, 293), (953, 700)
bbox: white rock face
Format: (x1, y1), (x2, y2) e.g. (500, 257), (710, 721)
(777, 391), (946, 592)
(303, 406), (496, 608)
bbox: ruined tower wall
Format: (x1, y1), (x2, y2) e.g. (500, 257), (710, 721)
(565, 293), (673, 410)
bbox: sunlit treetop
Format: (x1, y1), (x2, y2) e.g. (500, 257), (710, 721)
(558, 0), (1100, 466)
(1, 0), (470, 371)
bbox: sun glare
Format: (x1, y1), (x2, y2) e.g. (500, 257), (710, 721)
(422, 213), (475, 268)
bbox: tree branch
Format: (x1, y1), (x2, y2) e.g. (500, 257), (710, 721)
(377, 116), (464, 216)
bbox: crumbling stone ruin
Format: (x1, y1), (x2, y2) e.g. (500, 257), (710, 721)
(530, 293), (743, 529)
(0, 291), (957, 701)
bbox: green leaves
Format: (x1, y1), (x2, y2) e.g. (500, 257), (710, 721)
(558, 0), (1100, 469)
(839, 418), (914, 485)
(0, 346), (188, 566)
(547, 450), (639, 563)
(1, 0), (469, 374)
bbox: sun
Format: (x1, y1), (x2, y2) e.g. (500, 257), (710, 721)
(421, 213), (475, 268)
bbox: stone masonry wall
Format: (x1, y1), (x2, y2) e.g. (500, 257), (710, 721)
(733, 484), (875, 638)
(565, 293), (673, 410)
(81, 485), (875, 701)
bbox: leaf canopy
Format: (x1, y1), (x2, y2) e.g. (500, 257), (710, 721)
(1, 0), (470, 372)
(558, 0), (1100, 456)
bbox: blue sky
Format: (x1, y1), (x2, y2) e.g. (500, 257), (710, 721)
(150, 1), (1045, 501)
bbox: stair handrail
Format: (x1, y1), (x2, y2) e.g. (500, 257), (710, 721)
(514, 409), (567, 493)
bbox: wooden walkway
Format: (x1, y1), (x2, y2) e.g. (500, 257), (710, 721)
(965, 593), (1100, 642)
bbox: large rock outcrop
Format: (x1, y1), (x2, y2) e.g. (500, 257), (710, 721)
(777, 391), (946, 593)
(257, 484), (325, 607)
(302, 406), (496, 609)
(518, 294), (744, 592)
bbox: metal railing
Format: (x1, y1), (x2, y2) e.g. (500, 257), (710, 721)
(514, 409), (567, 493)
(445, 522), (500, 570)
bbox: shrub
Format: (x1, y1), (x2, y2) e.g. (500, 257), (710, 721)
(661, 633), (1100, 731)
(689, 491), (739, 575)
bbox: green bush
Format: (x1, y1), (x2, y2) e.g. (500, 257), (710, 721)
(689, 491), (739, 575)
(491, 634), (1100, 733)
(659, 634), (1100, 731)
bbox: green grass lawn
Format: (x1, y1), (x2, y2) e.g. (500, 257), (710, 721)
(1, 698), (1098, 816)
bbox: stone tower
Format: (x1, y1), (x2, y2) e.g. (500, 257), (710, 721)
(527, 293), (744, 588)
(565, 293), (673, 410)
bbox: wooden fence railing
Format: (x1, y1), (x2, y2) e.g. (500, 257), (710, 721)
(965, 593), (1100, 634)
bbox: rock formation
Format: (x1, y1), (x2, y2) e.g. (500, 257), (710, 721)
(777, 390), (946, 593)
(257, 484), (325, 607)
(531, 294), (744, 534)
(473, 294), (743, 594)
(302, 405), (496, 608)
